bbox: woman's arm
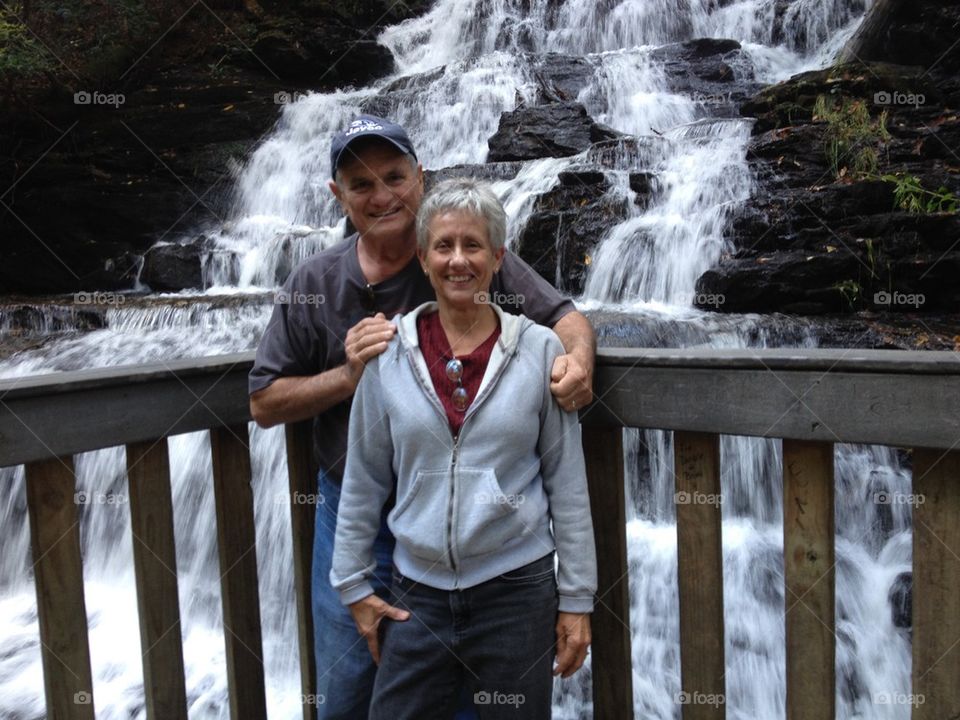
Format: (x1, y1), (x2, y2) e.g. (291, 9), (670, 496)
(331, 358), (411, 662)
(537, 334), (599, 676)
(330, 359), (396, 604)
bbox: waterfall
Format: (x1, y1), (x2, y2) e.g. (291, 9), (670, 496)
(0, 0), (908, 718)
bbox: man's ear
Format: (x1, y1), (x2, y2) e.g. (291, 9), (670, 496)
(417, 246), (428, 274)
(329, 180), (343, 204)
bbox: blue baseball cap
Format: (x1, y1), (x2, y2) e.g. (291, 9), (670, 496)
(330, 115), (418, 178)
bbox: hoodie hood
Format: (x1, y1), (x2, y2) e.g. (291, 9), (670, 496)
(394, 301), (534, 356)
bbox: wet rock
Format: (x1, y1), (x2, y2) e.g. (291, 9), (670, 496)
(696, 250), (864, 315)
(142, 236), (211, 292)
(697, 61), (960, 315)
(586, 136), (675, 172)
(515, 170), (631, 294)
(427, 162), (525, 186)
(841, 0), (960, 76)
(629, 172), (658, 208)
(529, 54), (596, 102)
(888, 571), (912, 629)
(648, 38), (762, 117)
(360, 66), (446, 118)
(487, 101), (623, 162)
(237, 23), (394, 84)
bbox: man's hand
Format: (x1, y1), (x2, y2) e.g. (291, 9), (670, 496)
(554, 612), (591, 678)
(550, 311), (595, 412)
(348, 594), (410, 665)
(550, 354), (592, 412)
(343, 313), (396, 389)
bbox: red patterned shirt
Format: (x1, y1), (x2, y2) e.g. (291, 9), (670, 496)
(416, 311), (501, 436)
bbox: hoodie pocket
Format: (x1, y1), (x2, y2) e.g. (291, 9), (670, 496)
(388, 469), (450, 565)
(456, 467), (529, 558)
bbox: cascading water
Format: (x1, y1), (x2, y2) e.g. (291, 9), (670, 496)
(1, 0), (915, 718)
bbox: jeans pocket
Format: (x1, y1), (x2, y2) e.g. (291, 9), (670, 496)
(497, 553), (556, 584)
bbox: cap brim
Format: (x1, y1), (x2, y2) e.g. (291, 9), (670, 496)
(332, 134), (416, 178)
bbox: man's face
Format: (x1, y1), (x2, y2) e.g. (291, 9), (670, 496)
(329, 141), (424, 246)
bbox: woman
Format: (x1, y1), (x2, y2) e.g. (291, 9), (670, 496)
(331, 178), (597, 719)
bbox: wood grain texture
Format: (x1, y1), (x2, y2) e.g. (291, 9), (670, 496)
(285, 421), (318, 720)
(783, 440), (835, 720)
(674, 431), (726, 720)
(210, 424), (267, 720)
(583, 424), (633, 720)
(912, 448), (960, 720)
(25, 456), (96, 720)
(126, 440), (188, 720)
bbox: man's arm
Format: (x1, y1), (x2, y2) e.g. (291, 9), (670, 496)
(250, 313), (396, 428)
(250, 368), (354, 428)
(550, 310), (596, 412)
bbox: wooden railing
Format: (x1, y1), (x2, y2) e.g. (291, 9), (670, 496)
(1, 347), (958, 719)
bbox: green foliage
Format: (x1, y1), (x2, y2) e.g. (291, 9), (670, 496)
(834, 279), (862, 311)
(0, 9), (55, 89)
(880, 173), (959, 214)
(813, 94), (890, 179)
(1, 0), (192, 97)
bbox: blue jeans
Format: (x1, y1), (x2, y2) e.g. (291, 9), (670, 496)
(311, 471), (480, 720)
(370, 553), (559, 720)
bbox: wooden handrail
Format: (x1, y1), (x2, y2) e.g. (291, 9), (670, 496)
(3, 348), (959, 720)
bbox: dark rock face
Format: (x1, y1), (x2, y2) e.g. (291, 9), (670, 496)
(142, 236), (211, 292)
(427, 162), (525, 186)
(648, 39), (762, 117)
(0, 1), (433, 296)
(487, 102), (623, 162)
(240, 24), (394, 84)
(0, 67), (278, 294)
(841, 0), (960, 76)
(514, 169), (631, 294)
(529, 54), (596, 102)
(888, 571), (912, 630)
(697, 61), (960, 314)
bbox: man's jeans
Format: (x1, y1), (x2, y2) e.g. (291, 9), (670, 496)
(311, 471), (480, 720)
(370, 553), (559, 720)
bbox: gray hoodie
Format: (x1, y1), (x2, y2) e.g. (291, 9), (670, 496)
(331, 301), (597, 614)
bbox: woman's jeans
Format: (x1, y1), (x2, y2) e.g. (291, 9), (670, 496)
(311, 471), (481, 720)
(370, 553), (559, 720)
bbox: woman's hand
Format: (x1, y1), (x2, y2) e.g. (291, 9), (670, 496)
(554, 612), (591, 678)
(348, 595), (410, 664)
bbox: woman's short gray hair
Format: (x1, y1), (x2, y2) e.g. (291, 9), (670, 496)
(416, 178), (507, 253)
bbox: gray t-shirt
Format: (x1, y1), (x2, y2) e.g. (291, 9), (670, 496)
(249, 234), (576, 482)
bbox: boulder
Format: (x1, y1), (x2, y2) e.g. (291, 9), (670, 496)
(487, 102), (623, 162)
(141, 236), (211, 292)
(888, 571), (912, 629)
(514, 169), (631, 294)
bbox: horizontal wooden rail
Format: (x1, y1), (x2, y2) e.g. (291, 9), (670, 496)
(4, 348), (960, 469)
(0, 353), (253, 466)
(4, 347), (960, 720)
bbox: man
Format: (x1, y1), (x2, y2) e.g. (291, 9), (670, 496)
(249, 115), (595, 719)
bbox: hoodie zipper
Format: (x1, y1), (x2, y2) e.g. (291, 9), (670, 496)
(400, 317), (526, 579)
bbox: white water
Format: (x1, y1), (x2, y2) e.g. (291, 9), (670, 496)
(1, 0), (915, 718)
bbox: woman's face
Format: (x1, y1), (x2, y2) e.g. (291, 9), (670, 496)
(419, 210), (505, 311)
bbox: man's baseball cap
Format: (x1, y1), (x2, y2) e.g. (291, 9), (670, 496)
(330, 115), (417, 178)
